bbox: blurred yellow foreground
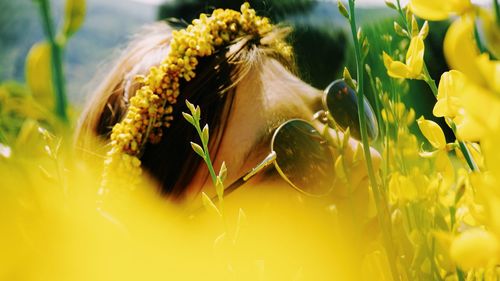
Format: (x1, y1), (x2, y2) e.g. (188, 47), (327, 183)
(0, 139), (386, 281)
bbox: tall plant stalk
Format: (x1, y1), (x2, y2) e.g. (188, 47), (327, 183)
(36, 0), (69, 124)
(346, 1), (400, 280)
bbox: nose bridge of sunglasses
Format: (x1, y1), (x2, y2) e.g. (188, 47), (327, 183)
(323, 79), (379, 141)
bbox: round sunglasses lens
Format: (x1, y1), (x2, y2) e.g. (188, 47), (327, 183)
(272, 120), (335, 196)
(324, 79), (378, 140)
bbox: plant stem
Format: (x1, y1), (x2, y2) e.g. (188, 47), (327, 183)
(366, 66), (384, 140)
(494, 0), (500, 27)
(347, 1), (400, 280)
(196, 124), (218, 186)
(396, 0), (410, 33)
(36, 0), (69, 124)
(422, 66), (478, 172)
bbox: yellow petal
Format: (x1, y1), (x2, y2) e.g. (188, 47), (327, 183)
(409, 0), (450, 20)
(454, 113), (486, 141)
(433, 70), (464, 118)
(388, 61), (412, 79)
(460, 82), (500, 138)
(25, 41), (54, 110)
(444, 17), (484, 86)
(409, 0), (472, 20)
(475, 54), (500, 94)
(382, 52), (396, 75)
(435, 150), (455, 187)
(417, 117), (447, 150)
(478, 8), (500, 59)
(406, 36), (425, 78)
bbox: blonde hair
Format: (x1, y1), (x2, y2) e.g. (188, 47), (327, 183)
(76, 21), (294, 198)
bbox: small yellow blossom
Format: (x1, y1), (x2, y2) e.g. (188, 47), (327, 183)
(417, 117), (455, 185)
(433, 70), (464, 119)
(383, 35), (425, 79)
(408, 0), (473, 21)
(417, 117), (446, 150)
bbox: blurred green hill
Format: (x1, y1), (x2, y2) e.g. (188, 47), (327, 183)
(0, 0), (156, 104)
(1, 0), (444, 110)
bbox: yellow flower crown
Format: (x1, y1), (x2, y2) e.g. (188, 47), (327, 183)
(102, 3), (292, 187)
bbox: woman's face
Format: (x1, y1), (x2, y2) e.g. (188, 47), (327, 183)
(187, 58), (380, 201)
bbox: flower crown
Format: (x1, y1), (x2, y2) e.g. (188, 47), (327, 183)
(101, 3), (292, 188)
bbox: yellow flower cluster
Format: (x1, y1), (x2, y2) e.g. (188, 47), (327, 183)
(102, 3), (291, 187)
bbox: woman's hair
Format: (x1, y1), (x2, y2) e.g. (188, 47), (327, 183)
(76, 21), (295, 199)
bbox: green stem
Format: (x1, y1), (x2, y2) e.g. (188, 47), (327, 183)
(422, 66), (478, 172)
(457, 267), (465, 281)
(347, 1), (400, 280)
(494, 0), (500, 27)
(36, 0), (69, 124)
(196, 124), (218, 186)
(396, 0), (410, 33)
(366, 66), (384, 140)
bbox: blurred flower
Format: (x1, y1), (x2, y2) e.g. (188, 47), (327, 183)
(450, 228), (499, 270)
(408, 0), (473, 21)
(383, 35), (425, 79)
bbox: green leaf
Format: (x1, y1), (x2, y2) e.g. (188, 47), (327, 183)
(185, 100), (196, 115)
(337, 0), (349, 19)
(218, 161), (227, 183)
(182, 112), (194, 125)
(202, 124), (209, 144)
(384, 0), (397, 10)
(190, 142), (204, 158)
(215, 177), (224, 200)
(233, 208), (246, 243)
(334, 155), (348, 183)
(394, 21), (409, 37)
(201, 192), (221, 217)
(194, 106), (201, 121)
(25, 41), (54, 110)
(61, 0), (86, 41)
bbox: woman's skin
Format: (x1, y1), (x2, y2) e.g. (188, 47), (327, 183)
(186, 57), (381, 203)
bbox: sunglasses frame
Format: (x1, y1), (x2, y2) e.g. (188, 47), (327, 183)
(220, 118), (335, 199)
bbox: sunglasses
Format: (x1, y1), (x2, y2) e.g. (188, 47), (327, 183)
(220, 79), (379, 198)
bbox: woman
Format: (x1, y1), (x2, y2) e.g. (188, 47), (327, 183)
(76, 4), (380, 203)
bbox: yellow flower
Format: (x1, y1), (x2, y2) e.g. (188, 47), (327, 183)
(433, 70), (464, 119)
(417, 117), (446, 150)
(103, 3), (292, 188)
(443, 17), (485, 86)
(477, 9), (500, 59)
(456, 80), (500, 141)
(417, 117), (455, 186)
(476, 53), (500, 94)
(450, 228), (499, 270)
(408, 0), (473, 21)
(383, 35), (425, 79)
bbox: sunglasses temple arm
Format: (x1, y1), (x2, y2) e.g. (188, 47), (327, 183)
(219, 151), (277, 198)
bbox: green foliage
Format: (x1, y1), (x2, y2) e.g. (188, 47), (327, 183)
(291, 25), (347, 89)
(0, 81), (55, 145)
